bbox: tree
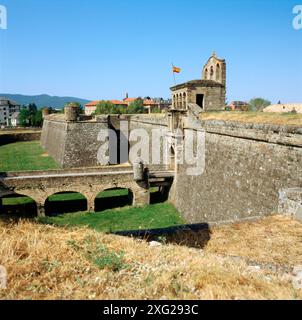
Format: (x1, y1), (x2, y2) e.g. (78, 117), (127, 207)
(19, 106), (30, 127)
(95, 101), (116, 115)
(28, 103), (38, 125)
(33, 109), (43, 127)
(249, 98), (271, 112)
(116, 105), (126, 114)
(19, 104), (44, 127)
(127, 98), (145, 114)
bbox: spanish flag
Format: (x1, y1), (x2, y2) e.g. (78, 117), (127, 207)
(173, 66), (181, 73)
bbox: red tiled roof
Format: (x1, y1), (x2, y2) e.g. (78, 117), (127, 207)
(123, 98), (137, 103)
(85, 100), (100, 107)
(110, 100), (128, 105)
(85, 100), (128, 108)
(124, 97), (159, 105)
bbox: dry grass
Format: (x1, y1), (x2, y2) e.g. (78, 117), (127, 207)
(167, 215), (302, 267)
(0, 216), (301, 300)
(200, 111), (302, 126)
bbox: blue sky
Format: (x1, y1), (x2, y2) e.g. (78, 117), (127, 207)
(0, 0), (301, 103)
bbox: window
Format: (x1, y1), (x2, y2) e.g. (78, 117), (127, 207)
(210, 66), (214, 79)
(216, 63), (220, 81)
(183, 92), (187, 109)
(196, 94), (204, 109)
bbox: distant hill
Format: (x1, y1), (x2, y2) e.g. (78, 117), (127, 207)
(0, 94), (90, 109)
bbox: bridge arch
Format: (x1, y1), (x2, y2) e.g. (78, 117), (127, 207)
(1, 168), (154, 216)
(0, 192), (38, 218)
(94, 187), (133, 212)
(44, 191), (88, 216)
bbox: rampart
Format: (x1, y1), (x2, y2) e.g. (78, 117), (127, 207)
(171, 120), (302, 224)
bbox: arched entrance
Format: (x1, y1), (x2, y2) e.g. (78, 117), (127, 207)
(44, 192), (87, 216)
(150, 185), (172, 204)
(95, 188), (133, 212)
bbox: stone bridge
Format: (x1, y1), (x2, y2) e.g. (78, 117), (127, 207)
(0, 166), (174, 216)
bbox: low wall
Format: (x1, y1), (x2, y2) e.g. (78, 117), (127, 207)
(0, 132), (41, 146)
(171, 121), (302, 224)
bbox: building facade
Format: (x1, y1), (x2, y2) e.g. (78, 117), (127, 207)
(0, 98), (21, 125)
(229, 101), (250, 111)
(171, 52), (226, 111)
(11, 112), (20, 127)
(84, 97), (171, 115)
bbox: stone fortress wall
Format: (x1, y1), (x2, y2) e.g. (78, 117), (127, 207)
(41, 113), (168, 169)
(41, 114), (109, 168)
(171, 120), (302, 224)
(40, 111), (302, 224)
(39, 52), (302, 224)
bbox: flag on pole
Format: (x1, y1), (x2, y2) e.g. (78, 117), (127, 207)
(173, 66), (181, 73)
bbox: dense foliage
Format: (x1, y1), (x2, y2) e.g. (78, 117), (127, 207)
(249, 98), (271, 111)
(95, 99), (145, 115)
(19, 103), (43, 127)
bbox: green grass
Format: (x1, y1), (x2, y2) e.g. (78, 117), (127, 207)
(0, 141), (58, 171)
(2, 194), (86, 206)
(2, 197), (35, 206)
(97, 189), (129, 198)
(48, 193), (86, 202)
(0, 141), (180, 232)
(39, 203), (185, 232)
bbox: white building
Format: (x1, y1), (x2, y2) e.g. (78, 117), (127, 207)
(11, 112), (20, 127)
(0, 97), (21, 125)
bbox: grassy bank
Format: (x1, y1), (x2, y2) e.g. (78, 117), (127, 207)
(0, 141), (58, 171)
(39, 203), (185, 232)
(200, 111), (302, 126)
(1, 215), (301, 300)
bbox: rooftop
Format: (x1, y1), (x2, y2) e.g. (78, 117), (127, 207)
(0, 97), (20, 106)
(170, 79), (225, 91)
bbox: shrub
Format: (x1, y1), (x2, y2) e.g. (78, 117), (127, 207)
(291, 108), (298, 114)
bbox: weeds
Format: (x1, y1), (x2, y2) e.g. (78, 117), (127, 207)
(68, 237), (128, 272)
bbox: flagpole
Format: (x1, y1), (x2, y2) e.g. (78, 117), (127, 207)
(171, 62), (176, 85)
